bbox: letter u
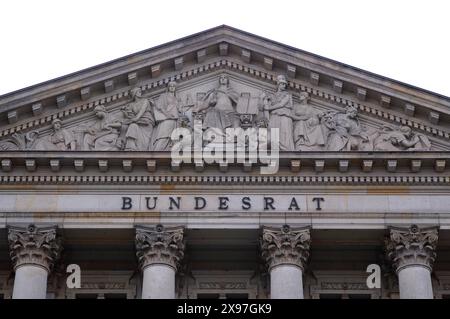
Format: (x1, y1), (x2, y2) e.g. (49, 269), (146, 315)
(146, 197), (158, 209)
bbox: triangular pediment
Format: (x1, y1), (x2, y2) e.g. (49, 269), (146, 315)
(0, 25), (449, 153)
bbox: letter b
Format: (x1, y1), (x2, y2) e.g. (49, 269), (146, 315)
(122, 197), (132, 210)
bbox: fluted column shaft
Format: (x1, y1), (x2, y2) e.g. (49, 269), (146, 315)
(261, 225), (311, 299)
(8, 224), (61, 299)
(135, 224), (185, 299)
(386, 225), (438, 299)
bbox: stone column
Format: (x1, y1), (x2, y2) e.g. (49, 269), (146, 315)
(135, 224), (185, 299)
(386, 225), (439, 299)
(260, 225), (311, 299)
(8, 224), (62, 299)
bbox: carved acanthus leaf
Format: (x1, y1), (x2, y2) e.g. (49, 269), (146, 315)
(8, 224), (62, 272)
(135, 224), (185, 271)
(260, 225), (311, 271)
(385, 225), (438, 272)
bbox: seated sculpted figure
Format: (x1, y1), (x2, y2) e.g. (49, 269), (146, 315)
(323, 105), (369, 151)
(374, 125), (431, 151)
(81, 105), (122, 151)
(152, 81), (183, 151)
(291, 92), (325, 151)
(120, 87), (154, 151)
(195, 74), (239, 131)
(35, 119), (76, 151)
(0, 131), (40, 151)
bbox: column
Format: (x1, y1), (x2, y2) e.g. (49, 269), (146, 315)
(386, 224), (439, 299)
(8, 224), (62, 299)
(135, 224), (185, 299)
(261, 225), (311, 299)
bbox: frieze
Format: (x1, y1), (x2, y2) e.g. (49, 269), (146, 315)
(0, 193), (449, 214)
(0, 73), (434, 153)
(0, 58), (447, 151)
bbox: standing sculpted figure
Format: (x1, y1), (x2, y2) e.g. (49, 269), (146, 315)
(152, 81), (183, 151)
(81, 105), (122, 151)
(120, 87), (155, 151)
(291, 92), (325, 151)
(195, 74), (240, 131)
(262, 75), (295, 151)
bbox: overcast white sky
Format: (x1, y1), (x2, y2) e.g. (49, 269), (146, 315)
(1, 0), (449, 97)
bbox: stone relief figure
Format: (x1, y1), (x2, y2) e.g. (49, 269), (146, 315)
(194, 74), (240, 131)
(0, 74), (437, 153)
(262, 75), (295, 151)
(0, 131), (40, 151)
(322, 105), (369, 151)
(291, 92), (326, 151)
(80, 105), (122, 151)
(36, 119), (76, 151)
(152, 81), (183, 151)
(120, 88), (155, 151)
(373, 125), (431, 151)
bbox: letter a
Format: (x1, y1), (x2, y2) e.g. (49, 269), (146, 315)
(366, 264), (381, 289)
(66, 264), (81, 289)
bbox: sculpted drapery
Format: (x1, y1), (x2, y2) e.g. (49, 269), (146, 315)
(196, 74), (240, 131)
(0, 74), (433, 152)
(291, 92), (325, 151)
(121, 87), (155, 151)
(82, 105), (122, 151)
(262, 75), (295, 151)
(152, 81), (183, 151)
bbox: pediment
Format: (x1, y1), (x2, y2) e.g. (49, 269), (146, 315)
(1, 25), (449, 153)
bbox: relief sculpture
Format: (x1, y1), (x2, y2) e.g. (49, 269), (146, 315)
(194, 74), (240, 131)
(322, 105), (370, 151)
(120, 87), (154, 151)
(373, 125), (431, 151)
(152, 81), (183, 151)
(79, 105), (122, 151)
(38, 119), (76, 151)
(292, 92), (326, 151)
(0, 73), (434, 152)
(261, 75), (295, 151)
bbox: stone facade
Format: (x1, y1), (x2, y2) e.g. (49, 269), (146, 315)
(0, 25), (449, 299)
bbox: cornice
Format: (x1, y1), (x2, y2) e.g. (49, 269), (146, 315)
(0, 151), (448, 187)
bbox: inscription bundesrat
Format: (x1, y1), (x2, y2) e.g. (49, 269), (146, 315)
(121, 196), (325, 211)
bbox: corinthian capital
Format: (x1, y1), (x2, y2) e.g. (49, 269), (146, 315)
(8, 224), (62, 272)
(260, 225), (311, 271)
(135, 224), (185, 271)
(386, 225), (439, 272)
